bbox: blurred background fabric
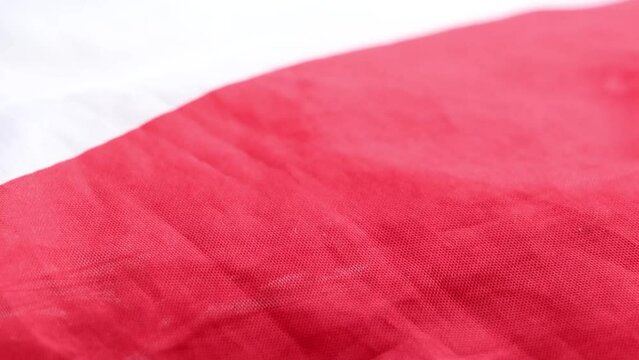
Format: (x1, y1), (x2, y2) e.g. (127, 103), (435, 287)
(0, 0), (612, 184)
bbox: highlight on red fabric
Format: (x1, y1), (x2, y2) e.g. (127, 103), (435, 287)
(1, 1), (639, 358)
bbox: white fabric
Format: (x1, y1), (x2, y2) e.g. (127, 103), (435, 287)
(0, 0), (612, 185)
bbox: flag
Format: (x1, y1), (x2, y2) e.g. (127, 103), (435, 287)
(1, 1), (638, 359)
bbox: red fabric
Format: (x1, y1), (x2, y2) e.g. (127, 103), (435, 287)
(2, 2), (639, 359)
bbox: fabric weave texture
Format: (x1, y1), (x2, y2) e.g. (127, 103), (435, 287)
(1, 1), (639, 358)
